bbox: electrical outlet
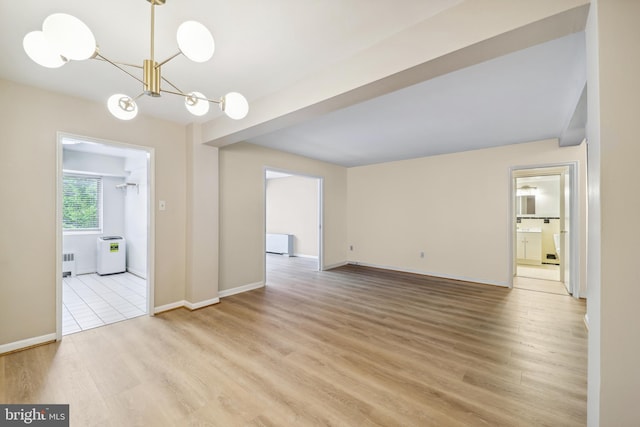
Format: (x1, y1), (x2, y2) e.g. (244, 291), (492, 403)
(350, 245), (354, 251)
(420, 251), (425, 258)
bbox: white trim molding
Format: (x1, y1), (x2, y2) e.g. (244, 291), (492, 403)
(127, 267), (147, 280)
(584, 313), (589, 330)
(0, 333), (57, 355)
(348, 262), (510, 288)
(154, 298), (221, 314)
(154, 301), (185, 314)
(322, 261), (349, 271)
(185, 298), (220, 310)
(294, 254), (319, 259)
(219, 281), (265, 298)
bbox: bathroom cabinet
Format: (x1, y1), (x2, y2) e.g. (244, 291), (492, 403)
(517, 231), (542, 264)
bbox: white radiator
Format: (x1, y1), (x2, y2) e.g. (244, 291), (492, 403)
(266, 234), (294, 256)
(62, 252), (76, 277)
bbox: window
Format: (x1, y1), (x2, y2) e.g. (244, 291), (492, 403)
(63, 174), (102, 231)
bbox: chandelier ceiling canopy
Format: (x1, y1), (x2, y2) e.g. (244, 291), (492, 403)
(23, 0), (249, 121)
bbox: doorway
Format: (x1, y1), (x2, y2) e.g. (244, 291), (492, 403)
(511, 164), (578, 296)
(56, 134), (155, 338)
(264, 169), (323, 284)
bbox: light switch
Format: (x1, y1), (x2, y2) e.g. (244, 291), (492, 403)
(159, 200), (166, 211)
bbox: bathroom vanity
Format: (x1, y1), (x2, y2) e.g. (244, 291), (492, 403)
(516, 229), (542, 265)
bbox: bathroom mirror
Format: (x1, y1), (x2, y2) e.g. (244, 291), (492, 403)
(517, 195), (536, 215)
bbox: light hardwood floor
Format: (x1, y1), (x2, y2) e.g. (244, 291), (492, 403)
(1, 256), (587, 426)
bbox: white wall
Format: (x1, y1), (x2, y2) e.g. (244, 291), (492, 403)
(64, 150), (124, 175)
(535, 178), (560, 217)
(586, 0), (640, 425)
(348, 139), (587, 290)
(0, 79), (187, 348)
(62, 149), (148, 277)
(266, 175), (319, 258)
(185, 123), (220, 306)
(219, 142), (347, 292)
(124, 155), (148, 278)
(585, 2), (601, 424)
(517, 176), (561, 217)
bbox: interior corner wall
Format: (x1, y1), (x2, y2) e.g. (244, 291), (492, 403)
(266, 175), (319, 257)
(587, 0), (640, 425)
(218, 142), (347, 292)
(124, 155), (148, 279)
(347, 139), (587, 288)
(585, 2), (602, 425)
(185, 123), (219, 305)
(0, 79), (187, 347)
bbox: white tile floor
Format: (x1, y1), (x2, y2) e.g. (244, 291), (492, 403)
(516, 264), (561, 281)
(63, 272), (147, 335)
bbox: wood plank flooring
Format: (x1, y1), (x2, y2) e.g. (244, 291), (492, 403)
(1, 256), (587, 426)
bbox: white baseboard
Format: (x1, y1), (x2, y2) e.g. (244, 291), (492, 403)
(219, 281), (265, 298)
(347, 261), (509, 288)
(185, 297), (220, 310)
(126, 267), (146, 279)
(322, 261), (349, 270)
(154, 297), (221, 314)
(154, 301), (185, 314)
(0, 333), (57, 355)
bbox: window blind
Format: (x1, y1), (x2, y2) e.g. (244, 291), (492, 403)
(63, 174), (102, 231)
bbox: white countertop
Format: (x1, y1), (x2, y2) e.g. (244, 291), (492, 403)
(517, 227), (542, 233)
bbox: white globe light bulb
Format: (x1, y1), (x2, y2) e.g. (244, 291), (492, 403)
(43, 13), (96, 61)
(177, 21), (215, 63)
(221, 92), (249, 120)
(107, 94), (138, 120)
(185, 92), (210, 116)
(23, 31), (66, 68)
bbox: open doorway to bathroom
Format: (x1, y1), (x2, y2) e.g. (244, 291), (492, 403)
(512, 165), (576, 296)
(264, 169), (323, 284)
(57, 134), (153, 336)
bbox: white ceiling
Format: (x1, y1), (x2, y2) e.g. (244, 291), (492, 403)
(0, 1), (586, 167)
(247, 32), (586, 166)
(0, 0), (460, 124)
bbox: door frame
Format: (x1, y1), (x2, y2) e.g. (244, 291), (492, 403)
(56, 132), (156, 340)
(509, 162), (580, 297)
(263, 167), (324, 282)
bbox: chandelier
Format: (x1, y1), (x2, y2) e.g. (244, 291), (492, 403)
(23, 0), (249, 121)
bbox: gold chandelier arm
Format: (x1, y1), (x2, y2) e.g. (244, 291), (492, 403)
(92, 55), (143, 70)
(161, 88), (222, 104)
(160, 76), (185, 95)
(94, 53), (145, 85)
(155, 52), (182, 69)
(93, 58), (143, 69)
